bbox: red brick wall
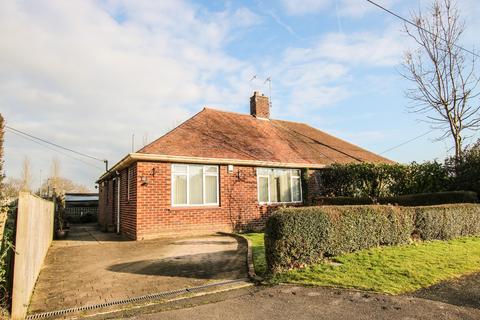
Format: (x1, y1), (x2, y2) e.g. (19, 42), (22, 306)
(98, 179), (114, 231)
(99, 161), (308, 240)
(118, 164), (137, 239)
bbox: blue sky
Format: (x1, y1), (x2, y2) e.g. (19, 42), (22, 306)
(1, 0), (479, 189)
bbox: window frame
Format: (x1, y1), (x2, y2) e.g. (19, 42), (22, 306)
(171, 164), (219, 207)
(257, 168), (303, 204)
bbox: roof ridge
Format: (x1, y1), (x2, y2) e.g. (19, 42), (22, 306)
(203, 107), (254, 118)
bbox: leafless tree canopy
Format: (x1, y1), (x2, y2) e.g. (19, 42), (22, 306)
(402, 0), (480, 161)
(20, 157), (33, 192)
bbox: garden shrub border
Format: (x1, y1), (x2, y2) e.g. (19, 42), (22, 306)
(266, 204), (480, 273)
(313, 191), (478, 207)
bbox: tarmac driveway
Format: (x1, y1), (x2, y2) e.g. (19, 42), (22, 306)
(28, 224), (247, 315)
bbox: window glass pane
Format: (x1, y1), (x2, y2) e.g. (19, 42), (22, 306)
(292, 177), (301, 202)
(205, 166), (218, 174)
(189, 165), (203, 204)
(173, 164), (187, 173)
(291, 169), (301, 177)
(278, 170), (291, 202)
(205, 175), (218, 204)
(269, 172), (278, 203)
(257, 168), (269, 176)
(258, 176), (269, 203)
(173, 174), (187, 205)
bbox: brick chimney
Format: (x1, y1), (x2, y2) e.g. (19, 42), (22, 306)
(250, 91), (270, 119)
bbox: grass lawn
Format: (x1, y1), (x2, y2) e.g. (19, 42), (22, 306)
(242, 233), (480, 294)
(242, 233), (267, 276)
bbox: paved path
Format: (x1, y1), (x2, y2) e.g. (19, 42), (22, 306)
(124, 285), (480, 320)
(28, 225), (247, 315)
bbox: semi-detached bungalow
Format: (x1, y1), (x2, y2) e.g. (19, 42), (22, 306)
(97, 92), (390, 240)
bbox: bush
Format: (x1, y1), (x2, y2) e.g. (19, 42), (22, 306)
(447, 141), (480, 196)
(414, 204), (480, 240)
(265, 204), (480, 273)
(381, 191), (478, 206)
(316, 162), (450, 198)
(313, 191), (478, 207)
(313, 196), (374, 206)
(265, 205), (414, 272)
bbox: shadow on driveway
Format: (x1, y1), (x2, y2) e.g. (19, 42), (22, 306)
(107, 250), (245, 279)
(411, 272), (480, 309)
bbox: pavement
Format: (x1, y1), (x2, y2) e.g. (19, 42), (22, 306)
(27, 224), (247, 316)
(116, 285), (480, 320)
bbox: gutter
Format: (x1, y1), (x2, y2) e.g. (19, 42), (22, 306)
(97, 153), (326, 182)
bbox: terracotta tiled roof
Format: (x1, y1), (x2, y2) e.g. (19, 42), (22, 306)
(138, 108), (392, 165)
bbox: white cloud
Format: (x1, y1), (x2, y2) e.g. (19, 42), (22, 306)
(282, 0), (400, 18)
(338, 0), (400, 18)
(0, 0), (260, 188)
(282, 0), (330, 16)
(284, 29), (405, 67)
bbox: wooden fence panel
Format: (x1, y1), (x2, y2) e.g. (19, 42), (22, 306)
(11, 192), (54, 320)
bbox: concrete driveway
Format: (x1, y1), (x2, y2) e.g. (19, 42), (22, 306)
(28, 224), (247, 315)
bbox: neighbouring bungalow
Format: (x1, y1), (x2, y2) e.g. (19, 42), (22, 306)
(97, 92), (390, 240)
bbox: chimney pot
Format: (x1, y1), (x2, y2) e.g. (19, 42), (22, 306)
(250, 91), (270, 119)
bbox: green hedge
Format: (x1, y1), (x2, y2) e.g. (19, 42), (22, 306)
(265, 205), (414, 272)
(414, 204), (480, 240)
(266, 204), (480, 273)
(316, 162), (450, 198)
(313, 191), (478, 207)
(381, 191), (478, 206)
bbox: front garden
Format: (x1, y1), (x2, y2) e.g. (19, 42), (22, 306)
(244, 233), (480, 294)
(243, 202), (480, 294)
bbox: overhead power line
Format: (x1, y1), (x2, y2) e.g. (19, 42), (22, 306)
(380, 129), (436, 155)
(6, 125), (106, 162)
(365, 0), (480, 59)
(6, 125), (108, 170)
(7, 128), (103, 170)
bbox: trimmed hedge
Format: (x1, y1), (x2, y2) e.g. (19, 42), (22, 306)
(381, 191), (478, 206)
(414, 204), (480, 240)
(313, 191), (478, 207)
(265, 204), (480, 273)
(265, 205), (414, 272)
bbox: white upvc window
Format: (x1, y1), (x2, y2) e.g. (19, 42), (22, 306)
(172, 164), (219, 206)
(257, 168), (302, 204)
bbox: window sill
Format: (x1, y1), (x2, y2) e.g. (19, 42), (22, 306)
(258, 201), (303, 206)
(170, 205), (221, 210)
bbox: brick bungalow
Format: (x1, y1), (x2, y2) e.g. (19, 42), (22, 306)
(97, 92), (390, 240)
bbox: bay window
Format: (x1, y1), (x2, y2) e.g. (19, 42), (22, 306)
(172, 164), (219, 206)
(257, 168), (302, 204)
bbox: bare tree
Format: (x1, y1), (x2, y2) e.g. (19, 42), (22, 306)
(39, 158), (90, 195)
(402, 0), (480, 161)
(20, 157), (33, 192)
(50, 157), (61, 192)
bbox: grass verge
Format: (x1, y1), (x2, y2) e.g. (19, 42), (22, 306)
(242, 233), (266, 276)
(245, 233), (480, 294)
